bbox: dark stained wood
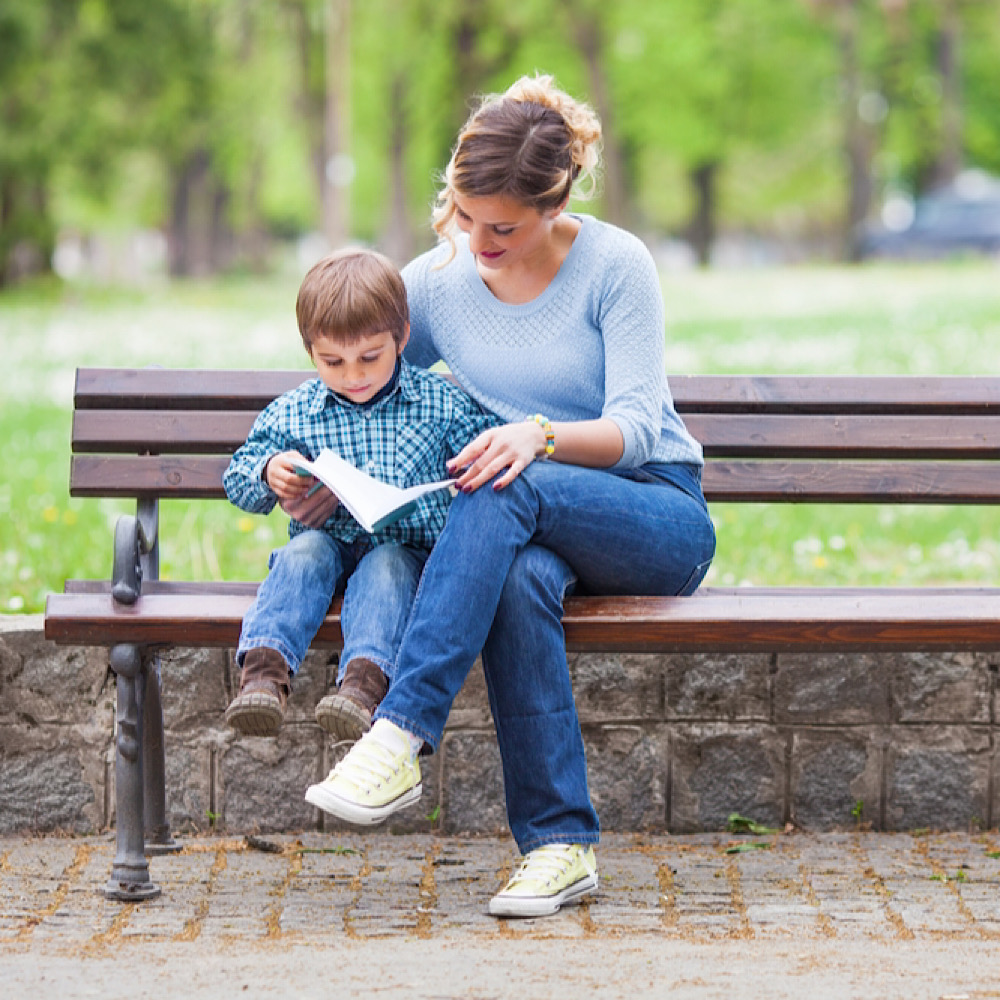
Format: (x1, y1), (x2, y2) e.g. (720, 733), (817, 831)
(75, 369), (313, 412)
(688, 414), (1000, 459)
(669, 374), (1000, 415)
(69, 454), (1000, 503)
(44, 591), (1000, 653)
(73, 410), (1000, 460)
(70, 455), (230, 498)
(73, 410), (258, 454)
(75, 369), (1000, 416)
(701, 460), (1000, 504)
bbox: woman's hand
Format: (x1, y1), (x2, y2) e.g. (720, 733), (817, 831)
(447, 422), (547, 492)
(266, 451), (340, 526)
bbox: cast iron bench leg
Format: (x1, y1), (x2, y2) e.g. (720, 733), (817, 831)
(143, 653), (181, 855)
(105, 644), (160, 901)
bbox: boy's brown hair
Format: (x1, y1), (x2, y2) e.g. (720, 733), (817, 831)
(295, 248), (409, 351)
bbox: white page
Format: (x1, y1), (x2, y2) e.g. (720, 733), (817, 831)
(293, 450), (454, 533)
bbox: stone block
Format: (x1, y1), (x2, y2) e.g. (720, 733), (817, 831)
(665, 653), (771, 721)
(0, 746), (100, 834)
(670, 723), (786, 833)
(448, 658), (493, 729)
(885, 726), (990, 831)
(774, 653), (890, 725)
(0, 615), (110, 728)
(890, 651), (991, 724)
(159, 646), (229, 731)
(219, 727), (323, 832)
(583, 724), (667, 831)
(790, 729), (881, 831)
(570, 653), (663, 723)
(284, 648), (336, 724)
(440, 731), (507, 836)
(164, 737), (215, 834)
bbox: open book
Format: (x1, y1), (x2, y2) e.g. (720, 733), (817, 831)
(292, 449), (455, 534)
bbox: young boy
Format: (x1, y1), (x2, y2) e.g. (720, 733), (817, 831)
(223, 248), (498, 739)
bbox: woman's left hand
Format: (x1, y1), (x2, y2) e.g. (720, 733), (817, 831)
(447, 422), (547, 492)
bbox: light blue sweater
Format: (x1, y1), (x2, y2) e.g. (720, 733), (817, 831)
(401, 214), (703, 470)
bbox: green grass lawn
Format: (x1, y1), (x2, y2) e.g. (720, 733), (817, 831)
(2, 262), (1000, 613)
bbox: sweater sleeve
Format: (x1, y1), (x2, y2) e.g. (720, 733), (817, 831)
(596, 236), (666, 470)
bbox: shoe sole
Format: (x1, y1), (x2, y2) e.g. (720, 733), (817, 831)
(304, 780), (422, 826)
(314, 695), (372, 742)
(225, 693), (283, 738)
(488, 872), (598, 918)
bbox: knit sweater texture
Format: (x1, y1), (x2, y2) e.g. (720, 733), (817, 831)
(401, 213), (703, 470)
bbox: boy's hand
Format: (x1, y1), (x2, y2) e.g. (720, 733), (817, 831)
(278, 487), (340, 528)
(265, 451), (319, 500)
(446, 422), (547, 493)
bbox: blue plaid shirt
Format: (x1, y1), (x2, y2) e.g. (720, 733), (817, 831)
(224, 361), (501, 550)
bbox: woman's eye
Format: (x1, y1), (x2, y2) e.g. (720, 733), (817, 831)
(493, 227), (514, 236)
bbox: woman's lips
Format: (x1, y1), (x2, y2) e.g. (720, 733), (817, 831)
(480, 250), (504, 260)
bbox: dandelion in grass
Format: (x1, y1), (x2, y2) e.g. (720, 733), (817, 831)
(238, 516), (255, 533)
(7, 596), (24, 611)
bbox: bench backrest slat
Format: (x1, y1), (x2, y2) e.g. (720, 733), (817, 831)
(69, 369), (1000, 505)
(72, 408), (1000, 460)
(69, 454), (1000, 504)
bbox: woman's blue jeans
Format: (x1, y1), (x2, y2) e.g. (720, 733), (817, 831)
(376, 460), (716, 853)
(238, 530), (427, 683)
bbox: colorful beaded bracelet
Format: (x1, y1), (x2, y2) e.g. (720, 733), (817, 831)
(528, 413), (556, 457)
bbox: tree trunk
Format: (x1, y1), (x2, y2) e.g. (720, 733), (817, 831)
(839, 0), (873, 261)
(168, 150), (213, 278)
(380, 73), (416, 265)
(574, 13), (632, 229)
(929, 0), (962, 188)
(687, 161), (719, 268)
(323, 0), (351, 248)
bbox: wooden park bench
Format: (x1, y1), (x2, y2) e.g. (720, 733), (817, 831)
(44, 369), (1000, 901)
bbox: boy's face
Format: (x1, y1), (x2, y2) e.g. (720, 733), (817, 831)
(310, 327), (408, 404)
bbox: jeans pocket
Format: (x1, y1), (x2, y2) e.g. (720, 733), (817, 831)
(676, 557), (713, 597)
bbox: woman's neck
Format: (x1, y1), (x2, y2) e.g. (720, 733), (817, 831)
(477, 215), (581, 305)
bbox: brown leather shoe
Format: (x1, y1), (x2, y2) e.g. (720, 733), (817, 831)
(225, 647), (291, 737)
(314, 657), (388, 741)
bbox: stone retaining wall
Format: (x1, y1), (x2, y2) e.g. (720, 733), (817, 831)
(1, 615), (996, 837)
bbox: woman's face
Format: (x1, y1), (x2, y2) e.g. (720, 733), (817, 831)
(452, 192), (560, 270)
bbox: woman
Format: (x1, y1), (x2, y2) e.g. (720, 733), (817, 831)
(299, 74), (716, 918)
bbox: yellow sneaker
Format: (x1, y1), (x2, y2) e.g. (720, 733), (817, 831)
(489, 843), (598, 918)
(304, 719), (421, 826)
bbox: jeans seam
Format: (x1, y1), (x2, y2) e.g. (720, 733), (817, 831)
(519, 832), (601, 853)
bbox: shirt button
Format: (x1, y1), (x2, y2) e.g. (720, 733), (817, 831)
(367, 462), (376, 472)
(363, 411), (372, 419)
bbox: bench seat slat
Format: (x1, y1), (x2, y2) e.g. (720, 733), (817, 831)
(72, 410), (1000, 459)
(75, 369), (1000, 415)
(44, 591), (1000, 653)
(69, 454), (1000, 503)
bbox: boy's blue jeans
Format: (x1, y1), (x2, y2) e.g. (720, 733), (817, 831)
(238, 530), (428, 684)
(376, 460), (716, 853)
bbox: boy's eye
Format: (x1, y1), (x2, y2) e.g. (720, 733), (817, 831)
(361, 354), (381, 363)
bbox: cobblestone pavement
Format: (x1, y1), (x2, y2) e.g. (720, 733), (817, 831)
(4, 831), (1000, 999)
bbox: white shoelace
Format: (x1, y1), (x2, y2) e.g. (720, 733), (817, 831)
(330, 737), (402, 793)
(506, 844), (589, 890)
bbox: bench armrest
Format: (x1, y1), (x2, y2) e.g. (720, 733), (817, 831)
(112, 512), (156, 605)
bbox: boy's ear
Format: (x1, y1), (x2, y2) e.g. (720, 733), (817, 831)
(397, 322), (410, 354)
